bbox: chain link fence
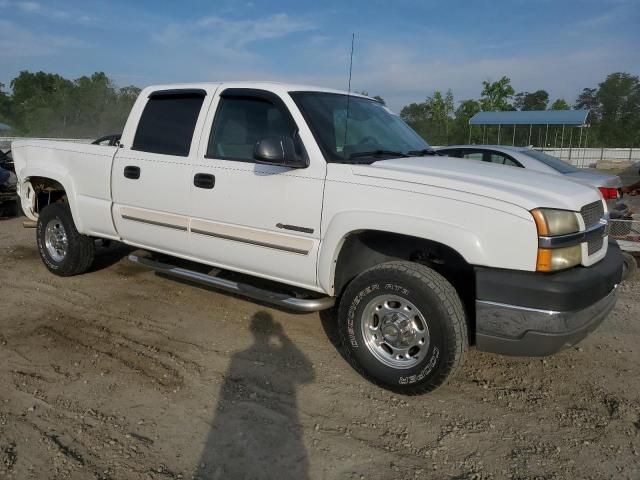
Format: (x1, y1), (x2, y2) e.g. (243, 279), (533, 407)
(538, 147), (639, 169)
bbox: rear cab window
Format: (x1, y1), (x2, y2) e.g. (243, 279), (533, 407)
(132, 89), (206, 157)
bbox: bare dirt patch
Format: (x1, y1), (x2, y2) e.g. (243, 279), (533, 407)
(1, 217), (639, 479)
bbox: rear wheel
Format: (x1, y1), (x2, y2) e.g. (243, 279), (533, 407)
(338, 261), (468, 395)
(37, 203), (94, 276)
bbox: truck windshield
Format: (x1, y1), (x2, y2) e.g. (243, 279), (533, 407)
(290, 92), (432, 163)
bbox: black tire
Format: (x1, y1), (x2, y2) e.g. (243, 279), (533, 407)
(338, 261), (468, 395)
(622, 252), (638, 282)
(36, 203), (94, 276)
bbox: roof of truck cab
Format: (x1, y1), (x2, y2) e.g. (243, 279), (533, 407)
(143, 81), (370, 99)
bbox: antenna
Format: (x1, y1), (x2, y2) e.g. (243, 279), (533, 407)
(343, 33), (355, 157)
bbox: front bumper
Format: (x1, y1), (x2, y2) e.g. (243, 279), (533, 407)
(475, 242), (623, 356)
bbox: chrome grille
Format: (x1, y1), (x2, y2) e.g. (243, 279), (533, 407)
(580, 201), (604, 228)
(587, 236), (604, 256)
(580, 201), (605, 257)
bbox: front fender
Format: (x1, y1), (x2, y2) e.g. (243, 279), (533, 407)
(317, 209), (538, 295)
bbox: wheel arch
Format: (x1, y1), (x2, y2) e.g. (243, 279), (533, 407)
(329, 229), (476, 325)
(318, 211), (485, 295)
(21, 170), (83, 231)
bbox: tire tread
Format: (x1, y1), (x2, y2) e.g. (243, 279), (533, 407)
(37, 203), (94, 277)
(338, 261), (468, 395)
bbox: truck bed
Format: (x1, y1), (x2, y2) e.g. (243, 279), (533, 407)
(11, 139), (119, 239)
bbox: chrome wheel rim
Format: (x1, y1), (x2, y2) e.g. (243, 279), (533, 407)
(360, 294), (430, 369)
(44, 218), (68, 262)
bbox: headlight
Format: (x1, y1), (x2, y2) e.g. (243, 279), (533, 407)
(536, 245), (582, 272)
(531, 208), (580, 236)
(531, 208), (582, 272)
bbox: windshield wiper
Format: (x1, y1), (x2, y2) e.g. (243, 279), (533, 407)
(406, 149), (441, 156)
(348, 150), (410, 161)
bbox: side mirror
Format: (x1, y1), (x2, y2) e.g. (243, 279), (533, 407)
(253, 136), (309, 168)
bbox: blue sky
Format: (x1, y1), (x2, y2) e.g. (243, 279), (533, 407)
(1, 0), (638, 111)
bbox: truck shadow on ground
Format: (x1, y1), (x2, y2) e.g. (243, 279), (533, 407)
(195, 311), (314, 480)
(88, 242), (136, 272)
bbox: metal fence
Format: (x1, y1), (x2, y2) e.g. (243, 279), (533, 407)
(538, 147), (639, 168)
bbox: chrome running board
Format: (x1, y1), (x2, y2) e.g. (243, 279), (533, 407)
(128, 254), (335, 312)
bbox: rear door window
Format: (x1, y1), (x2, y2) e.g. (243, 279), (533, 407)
(489, 152), (521, 167)
(461, 150), (485, 162)
(132, 90), (206, 157)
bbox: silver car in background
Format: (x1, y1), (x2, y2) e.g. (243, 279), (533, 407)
(436, 145), (622, 202)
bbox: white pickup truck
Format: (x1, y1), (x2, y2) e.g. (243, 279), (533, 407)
(12, 82), (622, 394)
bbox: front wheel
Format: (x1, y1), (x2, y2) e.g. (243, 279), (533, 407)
(338, 261), (468, 395)
(37, 203), (95, 276)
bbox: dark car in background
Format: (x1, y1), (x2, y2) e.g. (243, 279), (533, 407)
(0, 149), (18, 217)
(92, 134), (121, 146)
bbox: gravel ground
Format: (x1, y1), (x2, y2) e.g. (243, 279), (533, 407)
(1, 216), (639, 480)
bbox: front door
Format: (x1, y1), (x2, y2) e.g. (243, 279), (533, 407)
(189, 88), (326, 291)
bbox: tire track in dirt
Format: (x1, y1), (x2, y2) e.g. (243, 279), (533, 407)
(29, 322), (185, 390)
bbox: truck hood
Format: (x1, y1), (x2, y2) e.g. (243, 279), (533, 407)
(351, 156), (602, 213)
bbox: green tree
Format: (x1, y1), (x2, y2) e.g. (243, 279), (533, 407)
(5, 71), (140, 137)
(480, 76), (514, 111)
(596, 72), (640, 146)
(574, 87), (600, 118)
(550, 98), (570, 110)
(426, 91), (447, 144)
(400, 101), (431, 139)
(0, 82), (11, 125)
(10, 71), (75, 134)
(513, 90), (549, 111)
(402, 89), (456, 145)
(452, 99), (481, 144)
(356, 91), (385, 105)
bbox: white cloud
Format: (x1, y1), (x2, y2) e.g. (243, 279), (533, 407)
(0, 19), (87, 57)
(16, 1), (40, 12)
(152, 13), (315, 58)
(0, 0), (94, 24)
(207, 36), (638, 112)
(346, 43), (640, 111)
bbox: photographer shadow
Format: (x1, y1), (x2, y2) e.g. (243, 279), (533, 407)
(195, 311), (314, 480)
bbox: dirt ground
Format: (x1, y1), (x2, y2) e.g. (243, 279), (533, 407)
(0, 216), (639, 480)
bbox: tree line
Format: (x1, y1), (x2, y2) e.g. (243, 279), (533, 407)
(397, 72), (640, 148)
(1, 70), (638, 147)
(0, 72), (140, 138)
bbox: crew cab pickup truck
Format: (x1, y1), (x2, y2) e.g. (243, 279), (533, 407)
(12, 82), (622, 394)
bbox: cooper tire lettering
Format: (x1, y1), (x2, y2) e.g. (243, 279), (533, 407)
(337, 262), (468, 395)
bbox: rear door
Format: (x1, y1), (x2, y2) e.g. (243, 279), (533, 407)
(111, 87), (213, 256)
(188, 87), (326, 290)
